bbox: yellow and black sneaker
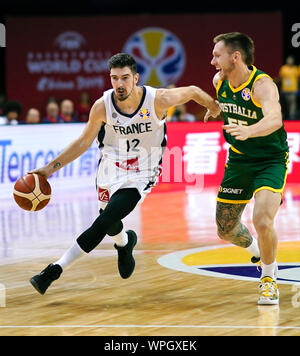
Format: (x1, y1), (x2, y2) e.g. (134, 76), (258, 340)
(258, 277), (279, 305)
(251, 256), (260, 264)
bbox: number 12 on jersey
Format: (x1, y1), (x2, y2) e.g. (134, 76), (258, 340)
(126, 138), (140, 152)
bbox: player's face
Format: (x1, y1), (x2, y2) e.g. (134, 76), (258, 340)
(110, 67), (139, 101)
(211, 41), (235, 80)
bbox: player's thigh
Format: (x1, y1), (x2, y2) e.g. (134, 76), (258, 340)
(252, 157), (288, 226)
(104, 188), (141, 221)
(253, 189), (282, 227)
(217, 161), (254, 205)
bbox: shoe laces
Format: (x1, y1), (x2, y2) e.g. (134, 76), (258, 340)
(259, 278), (277, 297)
(256, 261), (262, 273)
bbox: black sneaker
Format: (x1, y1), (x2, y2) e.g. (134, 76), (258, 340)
(251, 256), (261, 264)
(30, 264), (62, 295)
(114, 230), (137, 279)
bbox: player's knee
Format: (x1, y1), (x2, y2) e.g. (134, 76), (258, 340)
(216, 223), (235, 241)
(107, 220), (123, 236)
(253, 215), (274, 235)
(99, 208), (123, 236)
(216, 217), (236, 241)
(217, 227), (233, 241)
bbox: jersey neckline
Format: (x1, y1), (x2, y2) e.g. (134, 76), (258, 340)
(111, 86), (146, 118)
(228, 65), (257, 93)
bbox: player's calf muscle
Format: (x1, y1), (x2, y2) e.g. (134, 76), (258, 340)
(216, 202), (253, 248)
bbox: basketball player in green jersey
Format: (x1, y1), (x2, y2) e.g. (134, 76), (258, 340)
(206, 32), (289, 305)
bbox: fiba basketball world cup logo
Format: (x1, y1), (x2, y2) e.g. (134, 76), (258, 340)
(123, 27), (186, 87)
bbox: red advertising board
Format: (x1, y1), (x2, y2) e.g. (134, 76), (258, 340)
(156, 121), (300, 193)
(6, 13), (282, 119)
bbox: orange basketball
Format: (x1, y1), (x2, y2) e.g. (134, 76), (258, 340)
(13, 173), (51, 211)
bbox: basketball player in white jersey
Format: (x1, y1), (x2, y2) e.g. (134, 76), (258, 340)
(30, 53), (221, 294)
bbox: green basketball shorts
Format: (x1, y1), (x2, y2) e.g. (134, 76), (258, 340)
(217, 149), (289, 204)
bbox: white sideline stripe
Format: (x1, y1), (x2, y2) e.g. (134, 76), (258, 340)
(0, 325), (299, 329)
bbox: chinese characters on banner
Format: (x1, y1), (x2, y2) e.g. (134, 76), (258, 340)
(159, 122), (300, 190)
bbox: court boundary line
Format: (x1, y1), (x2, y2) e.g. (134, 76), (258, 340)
(0, 324), (299, 330)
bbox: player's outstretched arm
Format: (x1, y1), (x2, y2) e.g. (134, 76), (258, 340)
(155, 86), (220, 120)
(30, 98), (106, 179)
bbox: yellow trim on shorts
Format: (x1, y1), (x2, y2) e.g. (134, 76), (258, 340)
(253, 164), (289, 196)
(230, 145), (244, 155)
(216, 197), (251, 204)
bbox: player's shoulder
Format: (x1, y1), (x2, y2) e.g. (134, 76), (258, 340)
(253, 74), (273, 88)
(90, 96), (106, 118)
(252, 73), (279, 102)
(213, 71), (221, 89)
(253, 74), (277, 98)
(153, 87), (171, 106)
(144, 85), (158, 96)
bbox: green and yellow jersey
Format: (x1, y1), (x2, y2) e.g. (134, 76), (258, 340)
(216, 65), (289, 160)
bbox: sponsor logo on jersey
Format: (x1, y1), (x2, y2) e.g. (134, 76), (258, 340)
(219, 186), (243, 194)
(98, 188), (110, 203)
(123, 27), (186, 87)
(115, 157), (140, 172)
(158, 242), (300, 285)
(139, 108), (150, 119)
(241, 87), (251, 101)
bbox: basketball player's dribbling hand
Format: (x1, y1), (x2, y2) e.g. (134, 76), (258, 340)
(27, 166), (52, 180)
(223, 124), (250, 141)
(203, 100), (221, 122)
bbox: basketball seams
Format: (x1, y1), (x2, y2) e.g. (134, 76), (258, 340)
(32, 174), (42, 200)
(21, 175), (39, 199)
(13, 173), (51, 211)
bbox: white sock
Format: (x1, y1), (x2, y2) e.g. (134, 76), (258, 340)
(110, 230), (128, 247)
(54, 241), (86, 271)
(261, 261), (277, 280)
(246, 238), (260, 258)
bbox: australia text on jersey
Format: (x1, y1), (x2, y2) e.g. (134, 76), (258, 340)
(219, 102), (258, 120)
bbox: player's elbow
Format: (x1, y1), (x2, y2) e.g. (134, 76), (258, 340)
(189, 85), (203, 101)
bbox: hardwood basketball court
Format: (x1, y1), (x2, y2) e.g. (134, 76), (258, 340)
(0, 184), (300, 336)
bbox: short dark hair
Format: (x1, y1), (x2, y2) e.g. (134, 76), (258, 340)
(3, 100), (22, 116)
(213, 32), (255, 66)
(108, 53), (137, 74)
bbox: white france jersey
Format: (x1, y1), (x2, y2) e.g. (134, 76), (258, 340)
(97, 85), (167, 178)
